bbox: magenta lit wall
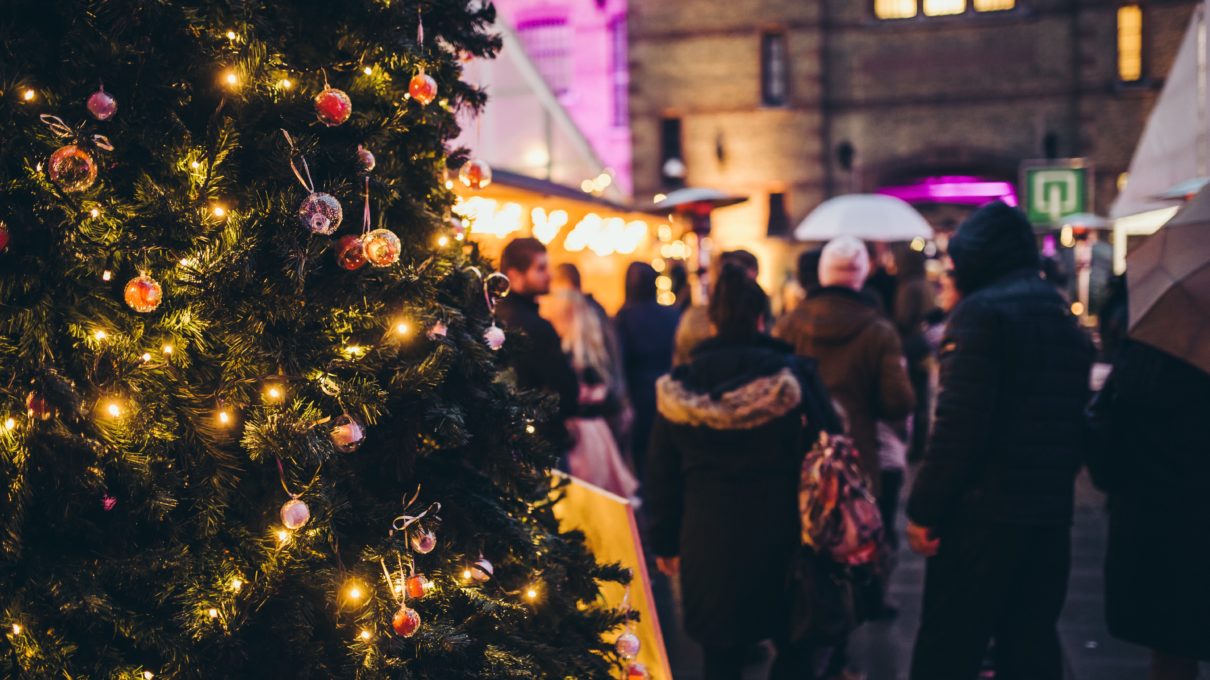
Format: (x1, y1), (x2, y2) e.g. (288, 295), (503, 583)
(492, 0), (633, 196)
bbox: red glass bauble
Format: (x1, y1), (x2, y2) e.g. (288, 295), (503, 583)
(87, 89), (117, 121)
(405, 574), (429, 600)
(49, 145), (98, 193)
(408, 73), (438, 106)
(335, 235), (367, 270)
(123, 274), (163, 313)
(314, 87), (352, 127)
(392, 606), (421, 638)
(25, 391), (53, 420)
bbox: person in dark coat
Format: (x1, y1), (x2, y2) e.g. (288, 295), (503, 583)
(495, 238), (579, 447)
(1087, 339), (1210, 678)
(894, 249), (936, 464)
(773, 236), (916, 493)
(614, 262), (680, 479)
(905, 201), (1093, 680)
(647, 264), (823, 680)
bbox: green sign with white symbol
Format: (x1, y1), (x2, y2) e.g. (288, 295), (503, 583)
(1021, 160), (1092, 227)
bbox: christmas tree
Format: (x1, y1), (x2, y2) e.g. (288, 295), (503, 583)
(0, 1), (630, 677)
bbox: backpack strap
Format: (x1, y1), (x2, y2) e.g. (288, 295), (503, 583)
(789, 356), (844, 440)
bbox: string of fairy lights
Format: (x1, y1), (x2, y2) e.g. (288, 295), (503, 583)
(1, 13), (651, 678)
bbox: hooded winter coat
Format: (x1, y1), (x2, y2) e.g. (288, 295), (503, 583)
(646, 334), (821, 647)
(1089, 340), (1210, 660)
(773, 287), (916, 488)
(907, 202), (1093, 528)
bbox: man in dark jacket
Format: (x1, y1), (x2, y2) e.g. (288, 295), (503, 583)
(906, 202), (1093, 680)
(495, 238), (579, 445)
(773, 235), (916, 493)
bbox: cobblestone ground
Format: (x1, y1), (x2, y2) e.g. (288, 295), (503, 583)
(657, 471), (1209, 679)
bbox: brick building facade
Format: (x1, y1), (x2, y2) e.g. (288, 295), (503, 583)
(628, 0), (1199, 285)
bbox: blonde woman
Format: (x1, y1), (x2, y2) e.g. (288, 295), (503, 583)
(544, 288), (639, 500)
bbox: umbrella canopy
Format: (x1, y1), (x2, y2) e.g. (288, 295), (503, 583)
(648, 187), (748, 214)
(794, 194), (934, 242)
(1127, 184), (1210, 375)
(1060, 212), (1109, 229)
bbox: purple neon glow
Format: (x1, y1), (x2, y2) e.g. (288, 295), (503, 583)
(879, 176), (1019, 207)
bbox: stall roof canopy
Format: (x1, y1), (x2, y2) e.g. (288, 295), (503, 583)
(451, 19), (623, 203)
(1112, 7), (1209, 219)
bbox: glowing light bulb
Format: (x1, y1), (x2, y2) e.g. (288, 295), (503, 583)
(265, 386), (283, 402)
(525, 423), (536, 435)
(10, 623), (20, 635)
(347, 585), (363, 600)
(21, 89), (35, 102)
(94, 329), (108, 341)
(3, 418), (15, 431)
(276, 529), (289, 544)
(105, 401), (122, 418)
(394, 322), (410, 336)
(212, 205), (227, 219)
(218, 410), (232, 425)
(363, 66), (373, 75)
(437, 235), (449, 247)
(525, 588), (538, 601)
(1071, 301), (1086, 317)
(461, 568), (473, 581)
(89, 208), (100, 218)
(222, 70), (239, 87)
(141, 352), (152, 363)
(207, 608), (219, 619)
(229, 577), (243, 592)
(162, 344), (174, 355)
(143, 672), (154, 680)
(444, 179), (454, 190)
(359, 629), (372, 641)
(102, 270), (113, 281)
(279, 78), (293, 90)
(225, 30), (236, 40)
(190, 160), (201, 169)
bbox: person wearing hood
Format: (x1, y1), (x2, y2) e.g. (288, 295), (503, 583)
(646, 264), (832, 680)
(905, 202), (1093, 680)
(773, 235), (916, 492)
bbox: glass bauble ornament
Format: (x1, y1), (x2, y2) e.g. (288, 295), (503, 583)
(627, 663), (650, 680)
(357, 145), (376, 173)
(471, 557), (493, 583)
(314, 86), (352, 126)
(405, 574), (430, 600)
(484, 324), (505, 351)
(87, 89), (117, 121)
(362, 228), (401, 267)
(392, 606), (421, 638)
(299, 192), (343, 235)
(408, 73), (438, 106)
(458, 159), (492, 190)
(336, 235), (366, 270)
(0, 224), (9, 252)
(25, 391), (54, 420)
(123, 274), (163, 313)
(410, 529), (437, 554)
(280, 498), (311, 530)
(49, 145), (98, 193)
(616, 631), (641, 660)
(427, 320), (448, 340)
(330, 414), (365, 453)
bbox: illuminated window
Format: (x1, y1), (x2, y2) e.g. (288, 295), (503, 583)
(517, 14), (571, 95)
(875, 0), (918, 19)
(761, 32), (789, 107)
(1117, 4), (1144, 82)
(974, 0), (1015, 10)
(924, 0), (966, 16)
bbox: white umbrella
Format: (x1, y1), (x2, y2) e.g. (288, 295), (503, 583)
(1060, 212), (1110, 229)
(794, 194), (934, 242)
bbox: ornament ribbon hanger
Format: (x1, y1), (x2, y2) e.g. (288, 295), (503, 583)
(40, 114), (114, 151)
(362, 176), (372, 236)
(380, 554), (411, 606)
(281, 129), (316, 195)
(275, 455), (323, 501)
(464, 267), (511, 315)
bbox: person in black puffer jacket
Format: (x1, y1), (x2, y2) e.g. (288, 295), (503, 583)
(647, 264), (832, 680)
(905, 202), (1093, 680)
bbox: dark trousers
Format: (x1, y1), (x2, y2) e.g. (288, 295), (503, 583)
(878, 469), (905, 550)
(702, 640), (816, 680)
(910, 520), (1071, 680)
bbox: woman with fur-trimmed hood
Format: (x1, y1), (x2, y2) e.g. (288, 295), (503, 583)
(647, 264), (832, 679)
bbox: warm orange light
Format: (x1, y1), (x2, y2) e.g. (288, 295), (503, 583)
(94, 329), (108, 341)
(222, 70), (240, 88)
(358, 629), (372, 641)
(21, 89), (35, 102)
(102, 270), (113, 281)
(10, 623), (20, 635)
(225, 30), (237, 40)
(212, 205), (227, 219)
(89, 208), (100, 218)
(229, 577), (243, 592)
(363, 66), (373, 76)
(207, 608), (219, 619)
(3, 418), (15, 431)
(141, 352), (152, 363)
(218, 410), (232, 426)
(525, 587), (538, 601)
(104, 401), (122, 419)
(437, 235), (450, 247)
(162, 344), (174, 355)
(394, 322), (410, 336)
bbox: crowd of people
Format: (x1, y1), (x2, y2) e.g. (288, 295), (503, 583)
(493, 199), (1210, 680)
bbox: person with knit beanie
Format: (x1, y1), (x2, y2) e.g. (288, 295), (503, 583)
(817, 235), (871, 291)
